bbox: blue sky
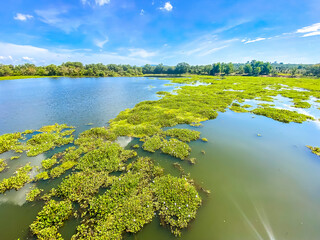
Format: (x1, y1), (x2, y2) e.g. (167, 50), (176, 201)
(0, 0), (319, 65)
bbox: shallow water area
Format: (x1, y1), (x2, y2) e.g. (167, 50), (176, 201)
(0, 77), (320, 239)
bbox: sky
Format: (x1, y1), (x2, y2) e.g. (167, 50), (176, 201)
(0, 0), (319, 66)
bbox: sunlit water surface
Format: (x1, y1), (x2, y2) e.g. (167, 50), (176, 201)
(0, 77), (320, 240)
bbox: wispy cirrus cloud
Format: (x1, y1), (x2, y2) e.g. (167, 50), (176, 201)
(128, 48), (157, 58)
(14, 13), (33, 21)
(35, 8), (82, 33)
(243, 38), (266, 44)
(94, 37), (109, 48)
(81, 0), (110, 6)
(296, 23), (320, 37)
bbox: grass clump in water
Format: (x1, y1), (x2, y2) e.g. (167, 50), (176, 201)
(229, 103), (248, 113)
(0, 159), (8, 172)
(41, 156), (58, 170)
(26, 188), (43, 201)
(30, 200), (73, 239)
(142, 135), (164, 152)
(0, 163), (33, 193)
(292, 101), (311, 109)
(164, 128), (200, 142)
(26, 125), (75, 157)
(307, 146), (320, 156)
(161, 138), (191, 160)
(252, 107), (314, 123)
(153, 175), (202, 237)
(0, 132), (23, 154)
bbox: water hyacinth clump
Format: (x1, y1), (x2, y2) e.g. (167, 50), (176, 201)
(164, 128), (200, 142)
(26, 187), (43, 201)
(251, 107), (314, 123)
(0, 159), (8, 172)
(0, 163), (32, 193)
(30, 200), (73, 239)
(229, 102), (249, 113)
(292, 101), (311, 109)
(153, 175), (202, 236)
(0, 132), (23, 154)
(161, 138), (191, 160)
(307, 146), (320, 156)
(142, 135), (164, 152)
(26, 126), (75, 157)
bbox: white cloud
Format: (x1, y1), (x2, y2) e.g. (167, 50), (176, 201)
(160, 2), (173, 12)
(140, 9), (145, 16)
(35, 8), (82, 33)
(22, 56), (33, 61)
(94, 37), (109, 48)
(14, 13), (33, 21)
(244, 38), (266, 44)
(128, 48), (157, 58)
(296, 23), (320, 37)
(0, 42), (155, 65)
(95, 0), (110, 6)
(302, 31), (320, 37)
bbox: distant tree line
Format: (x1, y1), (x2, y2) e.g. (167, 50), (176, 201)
(0, 61), (319, 78)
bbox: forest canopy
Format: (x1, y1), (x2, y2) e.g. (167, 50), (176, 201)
(0, 61), (319, 78)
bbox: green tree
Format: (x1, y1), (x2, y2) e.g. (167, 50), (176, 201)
(175, 62), (190, 75)
(244, 64), (253, 75)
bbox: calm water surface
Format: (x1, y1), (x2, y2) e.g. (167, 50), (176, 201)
(0, 77), (320, 240)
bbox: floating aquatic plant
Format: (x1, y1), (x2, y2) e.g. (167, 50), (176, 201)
(252, 107), (314, 123)
(0, 159), (8, 172)
(164, 128), (200, 142)
(307, 146), (320, 156)
(161, 138), (191, 160)
(26, 188), (43, 201)
(0, 163), (32, 193)
(30, 200), (73, 239)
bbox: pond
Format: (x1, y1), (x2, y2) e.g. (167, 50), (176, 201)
(0, 77), (320, 240)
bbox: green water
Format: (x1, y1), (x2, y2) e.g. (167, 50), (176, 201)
(1, 77), (320, 239)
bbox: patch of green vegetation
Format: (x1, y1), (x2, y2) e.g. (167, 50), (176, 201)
(242, 104), (252, 108)
(30, 200), (73, 239)
(0, 163), (32, 193)
(0, 159), (8, 172)
(10, 156), (20, 160)
(77, 142), (136, 172)
(161, 138), (191, 160)
(57, 171), (111, 203)
(142, 135), (164, 152)
(252, 107), (314, 123)
(153, 175), (202, 236)
(73, 157), (157, 239)
(0, 76), (53, 81)
(26, 188), (43, 201)
(0, 132), (22, 154)
(41, 156), (58, 170)
(49, 161), (77, 179)
(26, 124), (75, 157)
(34, 171), (50, 181)
(292, 101), (311, 109)
(229, 103), (248, 113)
(307, 146), (320, 156)
(164, 128), (200, 142)
(258, 103), (276, 107)
(132, 144), (140, 149)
